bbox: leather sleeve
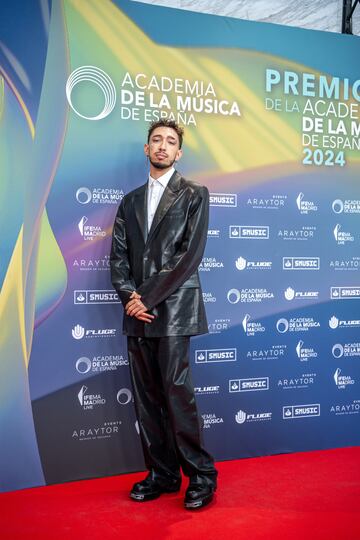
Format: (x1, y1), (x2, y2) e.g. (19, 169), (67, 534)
(137, 186), (209, 311)
(110, 198), (137, 307)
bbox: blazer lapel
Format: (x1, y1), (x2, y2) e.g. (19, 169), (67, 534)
(146, 171), (183, 244)
(134, 183), (148, 244)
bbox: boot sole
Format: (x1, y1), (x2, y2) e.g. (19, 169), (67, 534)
(184, 491), (215, 510)
(130, 487), (181, 502)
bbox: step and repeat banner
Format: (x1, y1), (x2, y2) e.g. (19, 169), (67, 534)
(1, 0), (360, 492)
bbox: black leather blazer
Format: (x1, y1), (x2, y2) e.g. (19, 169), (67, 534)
(110, 171), (209, 337)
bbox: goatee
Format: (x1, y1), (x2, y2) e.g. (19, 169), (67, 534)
(149, 157), (176, 170)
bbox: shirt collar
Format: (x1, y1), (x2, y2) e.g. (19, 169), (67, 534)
(149, 167), (175, 189)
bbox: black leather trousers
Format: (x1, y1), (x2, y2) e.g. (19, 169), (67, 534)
(127, 336), (217, 485)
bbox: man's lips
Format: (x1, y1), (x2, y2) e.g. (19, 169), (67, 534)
(155, 153), (168, 159)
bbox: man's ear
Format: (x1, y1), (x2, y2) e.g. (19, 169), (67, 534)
(176, 148), (183, 162)
(144, 143), (149, 156)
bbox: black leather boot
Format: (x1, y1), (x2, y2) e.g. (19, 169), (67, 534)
(130, 473), (181, 502)
(184, 477), (217, 509)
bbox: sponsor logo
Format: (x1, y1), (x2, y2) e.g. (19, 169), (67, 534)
(116, 388), (132, 405)
(330, 400), (360, 416)
(207, 229), (220, 238)
(75, 357), (92, 373)
(75, 355), (128, 374)
(229, 377), (269, 392)
(278, 226), (316, 241)
(210, 193), (237, 207)
(229, 225), (269, 239)
(66, 66), (116, 121)
(283, 257), (320, 270)
(329, 316), (339, 329)
(77, 385), (106, 409)
(333, 224), (354, 244)
(235, 410), (272, 424)
(74, 290), (120, 305)
(199, 257), (224, 271)
(195, 348), (236, 364)
(78, 216), (106, 241)
(332, 342), (360, 358)
(247, 195), (286, 210)
(227, 289), (240, 304)
(296, 192), (318, 214)
(330, 257), (360, 271)
(202, 292), (216, 303)
(247, 345), (287, 360)
(72, 324), (85, 340)
(72, 324), (117, 340)
(295, 340), (318, 361)
(242, 288), (273, 302)
(76, 187), (124, 205)
(67, 67), (241, 125)
(284, 287), (319, 301)
(242, 314), (266, 336)
(329, 316), (360, 329)
(202, 413), (224, 429)
(208, 318), (231, 334)
(72, 420), (122, 441)
(73, 255), (110, 272)
(283, 404), (320, 419)
(332, 344), (344, 358)
(227, 288), (274, 303)
(76, 187), (92, 204)
(276, 317), (320, 333)
(331, 286), (360, 300)
(278, 373), (316, 390)
(194, 386), (220, 395)
(235, 256), (272, 271)
(332, 199), (360, 214)
(334, 368), (355, 390)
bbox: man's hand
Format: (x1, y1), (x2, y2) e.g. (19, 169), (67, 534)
(126, 292), (154, 323)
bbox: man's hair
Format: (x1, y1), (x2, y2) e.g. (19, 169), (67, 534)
(147, 119), (184, 148)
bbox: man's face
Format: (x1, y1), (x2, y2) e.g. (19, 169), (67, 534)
(144, 126), (183, 170)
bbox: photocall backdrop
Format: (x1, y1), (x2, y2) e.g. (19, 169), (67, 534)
(1, 0), (360, 492)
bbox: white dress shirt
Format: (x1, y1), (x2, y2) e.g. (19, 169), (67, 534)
(147, 167), (175, 231)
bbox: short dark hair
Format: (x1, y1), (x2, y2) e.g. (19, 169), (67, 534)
(147, 119), (184, 148)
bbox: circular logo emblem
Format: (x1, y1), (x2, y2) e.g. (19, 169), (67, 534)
(332, 344), (344, 358)
(75, 357), (91, 374)
(66, 66), (116, 120)
(76, 187), (92, 204)
(227, 288), (241, 304)
(332, 199), (344, 214)
(117, 388), (132, 405)
(276, 318), (289, 333)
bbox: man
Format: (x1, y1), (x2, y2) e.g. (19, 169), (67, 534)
(110, 119), (217, 510)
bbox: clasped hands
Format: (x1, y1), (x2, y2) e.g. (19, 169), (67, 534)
(125, 291), (154, 323)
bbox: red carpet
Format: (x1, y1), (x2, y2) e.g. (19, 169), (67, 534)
(1, 447), (359, 540)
